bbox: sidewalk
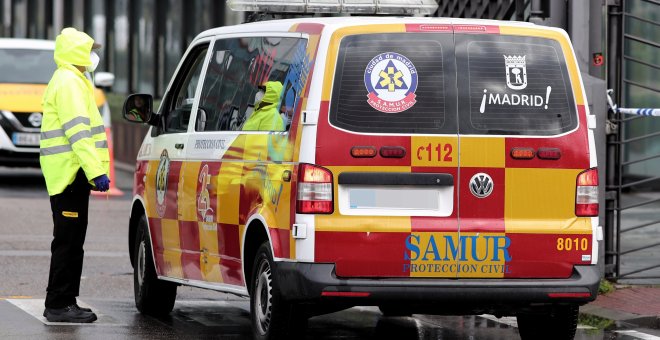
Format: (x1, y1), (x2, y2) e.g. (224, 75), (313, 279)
(581, 286), (660, 329)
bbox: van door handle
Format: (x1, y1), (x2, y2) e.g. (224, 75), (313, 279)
(175, 143), (184, 150)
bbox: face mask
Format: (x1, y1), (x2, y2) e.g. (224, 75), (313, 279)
(87, 51), (100, 73)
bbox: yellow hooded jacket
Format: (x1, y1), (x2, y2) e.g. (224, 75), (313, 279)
(40, 28), (109, 196)
(242, 81), (284, 131)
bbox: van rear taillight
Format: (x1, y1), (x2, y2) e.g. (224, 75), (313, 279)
(576, 168), (598, 217)
(297, 164), (333, 214)
(350, 146), (377, 158)
(380, 146), (406, 158)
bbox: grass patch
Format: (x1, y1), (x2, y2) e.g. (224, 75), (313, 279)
(599, 279), (615, 295)
(578, 313), (616, 330)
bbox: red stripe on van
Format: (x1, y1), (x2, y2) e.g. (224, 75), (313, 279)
(405, 24), (452, 32)
(460, 167), (505, 233)
(161, 160), (182, 220)
(179, 220), (203, 281)
(453, 25), (500, 34)
(269, 227), (290, 259)
(218, 223), (243, 285)
(505, 233), (592, 278)
(315, 231), (409, 277)
(315, 101), (412, 166)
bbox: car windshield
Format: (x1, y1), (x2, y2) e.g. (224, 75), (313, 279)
(0, 49), (56, 84)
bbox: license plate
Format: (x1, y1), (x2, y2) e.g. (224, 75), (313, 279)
(12, 132), (40, 146)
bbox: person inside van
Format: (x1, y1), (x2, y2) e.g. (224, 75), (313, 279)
(242, 81), (284, 131)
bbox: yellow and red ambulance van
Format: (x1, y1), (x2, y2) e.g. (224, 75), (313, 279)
(124, 3), (601, 339)
(0, 38), (114, 167)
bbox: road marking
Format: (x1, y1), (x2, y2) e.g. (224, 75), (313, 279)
(0, 250), (128, 257)
(615, 330), (660, 340)
(478, 314), (596, 330)
(7, 299), (125, 326)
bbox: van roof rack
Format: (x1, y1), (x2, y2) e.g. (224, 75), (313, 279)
(228, 0), (439, 16)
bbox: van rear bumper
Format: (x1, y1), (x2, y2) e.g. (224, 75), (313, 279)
(274, 262), (600, 308)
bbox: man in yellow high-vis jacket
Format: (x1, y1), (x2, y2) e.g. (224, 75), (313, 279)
(40, 27), (110, 323)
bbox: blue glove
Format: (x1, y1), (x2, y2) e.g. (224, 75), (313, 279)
(93, 174), (110, 192)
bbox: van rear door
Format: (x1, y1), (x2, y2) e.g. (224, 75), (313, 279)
(454, 27), (594, 279)
(314, 25), (461, 278)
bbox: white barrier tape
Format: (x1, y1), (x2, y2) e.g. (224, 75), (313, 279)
(618, 108), (660, 116)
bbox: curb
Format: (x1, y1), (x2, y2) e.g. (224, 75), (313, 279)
(580, 304), (660, 329)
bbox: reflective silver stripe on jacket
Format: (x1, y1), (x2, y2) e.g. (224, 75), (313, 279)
(95, 140), (108, 148)
(40, 144), (73, 156)
(68, 130), (92, 144)
(62, 116), (91, 132)
(91, 125), (106, 135)
(41, 129), (66, 140)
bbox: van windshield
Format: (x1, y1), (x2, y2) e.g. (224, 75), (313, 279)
(0, 49), (56, 84)
(329, 32), (577, 136)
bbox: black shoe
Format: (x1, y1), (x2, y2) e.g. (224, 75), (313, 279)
(73, 303), (93, 313)
(43, 305), (97, 323)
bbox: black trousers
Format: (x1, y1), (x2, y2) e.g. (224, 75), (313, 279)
(45, 169), (91, 309)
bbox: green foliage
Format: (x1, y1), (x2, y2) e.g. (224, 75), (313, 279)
(598, 279), (615, 295)
(577, 313), (615, 330)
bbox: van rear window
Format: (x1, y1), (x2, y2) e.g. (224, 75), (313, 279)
(456, 34), (577, 135)
(329, 33), (456, 134)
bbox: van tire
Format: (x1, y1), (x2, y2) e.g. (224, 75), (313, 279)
(516, 304), (578, 340)
(133, 214), (177, 316)
(250, 242), (307, 340)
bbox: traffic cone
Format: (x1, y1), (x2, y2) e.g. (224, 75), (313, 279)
(91, 127), (125, 197)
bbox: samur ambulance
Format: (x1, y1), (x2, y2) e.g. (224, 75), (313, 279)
(0, 38), (114, 167)
(123, 1), (601, 339)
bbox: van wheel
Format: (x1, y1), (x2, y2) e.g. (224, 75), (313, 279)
(134, 214), (177, 316)
(250, 242), (307, 340)
(516, 304), (578, 340)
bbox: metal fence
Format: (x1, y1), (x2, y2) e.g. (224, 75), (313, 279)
(605, 0), (660, 283)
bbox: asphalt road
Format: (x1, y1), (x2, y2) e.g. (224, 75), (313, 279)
(0, 166), (657, 340)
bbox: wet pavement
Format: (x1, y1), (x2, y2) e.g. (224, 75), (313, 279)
(1, 166), (660, 339)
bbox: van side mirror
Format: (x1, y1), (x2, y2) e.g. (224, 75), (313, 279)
(123, 94), (155, 125)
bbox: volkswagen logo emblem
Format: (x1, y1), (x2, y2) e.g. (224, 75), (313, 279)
(469, 173), (494, 198)
(28, 112), (42, 127)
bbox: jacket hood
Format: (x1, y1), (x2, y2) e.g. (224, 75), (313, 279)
(261, 81), (283, 105)
(54, 27), (95, 67)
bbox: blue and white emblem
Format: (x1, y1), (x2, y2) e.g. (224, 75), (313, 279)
(364, 52), (418, 113)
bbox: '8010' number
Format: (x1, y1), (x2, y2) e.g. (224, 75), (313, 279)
(556, 237), (589, 251)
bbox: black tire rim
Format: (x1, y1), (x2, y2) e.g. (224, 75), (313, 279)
(254, 257), (273, 335)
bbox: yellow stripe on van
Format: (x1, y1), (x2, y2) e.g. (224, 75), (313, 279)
(144, 160), (159, 218)
(178, 162), (201, 222)
(498, 26), (585, 106)
(217, 161), (242, 225)
(504, 168), (591, 234)
(459, 137), (505, 168)
(199, 223), (222, 283)
(323, 24), (407, 101)
(161, 218), (183, 278)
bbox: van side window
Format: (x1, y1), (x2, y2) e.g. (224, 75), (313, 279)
(161, 46), (208, 134)
(196, 37), (308, 132)
(455, 35), (577, 135)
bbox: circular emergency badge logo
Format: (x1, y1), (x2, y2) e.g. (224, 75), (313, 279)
(155, 149), (170, 218)
(364, 52), (418, 113)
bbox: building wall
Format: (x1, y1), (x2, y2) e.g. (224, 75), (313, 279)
(0, 0), (243, 97)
